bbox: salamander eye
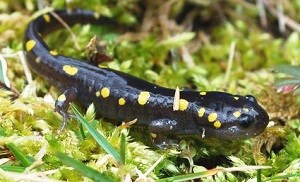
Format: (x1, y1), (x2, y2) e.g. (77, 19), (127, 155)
(239, 114), (255, 128)
(245, 95), (257, 103)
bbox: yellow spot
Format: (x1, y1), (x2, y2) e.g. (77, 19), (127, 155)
(243, 108), (249, 112)
(233, 96), (239, 100)
(43, 14), (51, 23)
(25, 40), (36, 51)
(100, 87), (110, 98)
(179, 99), (189, 111)
(118, 98), (126, 105)
(208, 112), (218, 122)
(138, 91), (150, 105)
(151, 133), (157, 138)
(199, 91), (207, 96)
(233, 111), (241, 118)
(50, 50), (58, 56)
(57, 94), (66, 102)
(95, 91), (100, 97)
(63, 65), (78, 76)
(198, 107), (205, 117)
(214, 120), (221, 128)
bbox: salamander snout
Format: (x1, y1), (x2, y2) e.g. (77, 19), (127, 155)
(232, 95), (269, 138)
(195, 92), (269, 140)
(217, 103), (269, 140)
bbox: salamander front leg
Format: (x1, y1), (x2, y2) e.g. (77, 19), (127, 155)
(149, 119), (179, 149)
(54, 87), (77, 130)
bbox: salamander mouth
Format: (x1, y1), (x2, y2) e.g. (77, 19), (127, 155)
(226, 125), (263, 139)
(204, 126), (262, 140)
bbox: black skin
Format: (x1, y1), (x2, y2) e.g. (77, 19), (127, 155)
(23, 9), (269, 149)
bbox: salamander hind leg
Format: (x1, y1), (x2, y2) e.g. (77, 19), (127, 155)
(149, 118), (179, 149)
(54, 87), (78, 130)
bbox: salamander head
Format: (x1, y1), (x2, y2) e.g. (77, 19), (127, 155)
(193, 92), (269, 140)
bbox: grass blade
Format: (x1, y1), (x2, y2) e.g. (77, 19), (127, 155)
(157, 166), (271, 182)
(257, 169), (261, 182)
(56, 152), (115, 182)
(70, 104), (121, 163)
(0, 165), (26, 172)
(120, 133), (126, 165)
(157, 168), (221, 182)
(6, 143), (33, 167)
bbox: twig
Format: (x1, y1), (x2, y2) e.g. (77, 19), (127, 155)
(49, 11), (81, 50)
(19, 51), (33, 84)
(257, 0), (268, 28)
(276, 0), (285, 33)
(263, 0), (300, 33)
(234, 0), (300, 33)
(224, 41), (236, 88)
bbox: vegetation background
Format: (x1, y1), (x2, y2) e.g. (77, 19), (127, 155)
(0, 0), (300, 181)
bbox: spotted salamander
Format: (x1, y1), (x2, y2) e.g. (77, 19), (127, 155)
(23, 9), (269, 149)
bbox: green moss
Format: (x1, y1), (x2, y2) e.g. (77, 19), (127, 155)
(60, 167), (84, 181)
(1, 0), (300, 181)
(264, 132), (300, 176)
